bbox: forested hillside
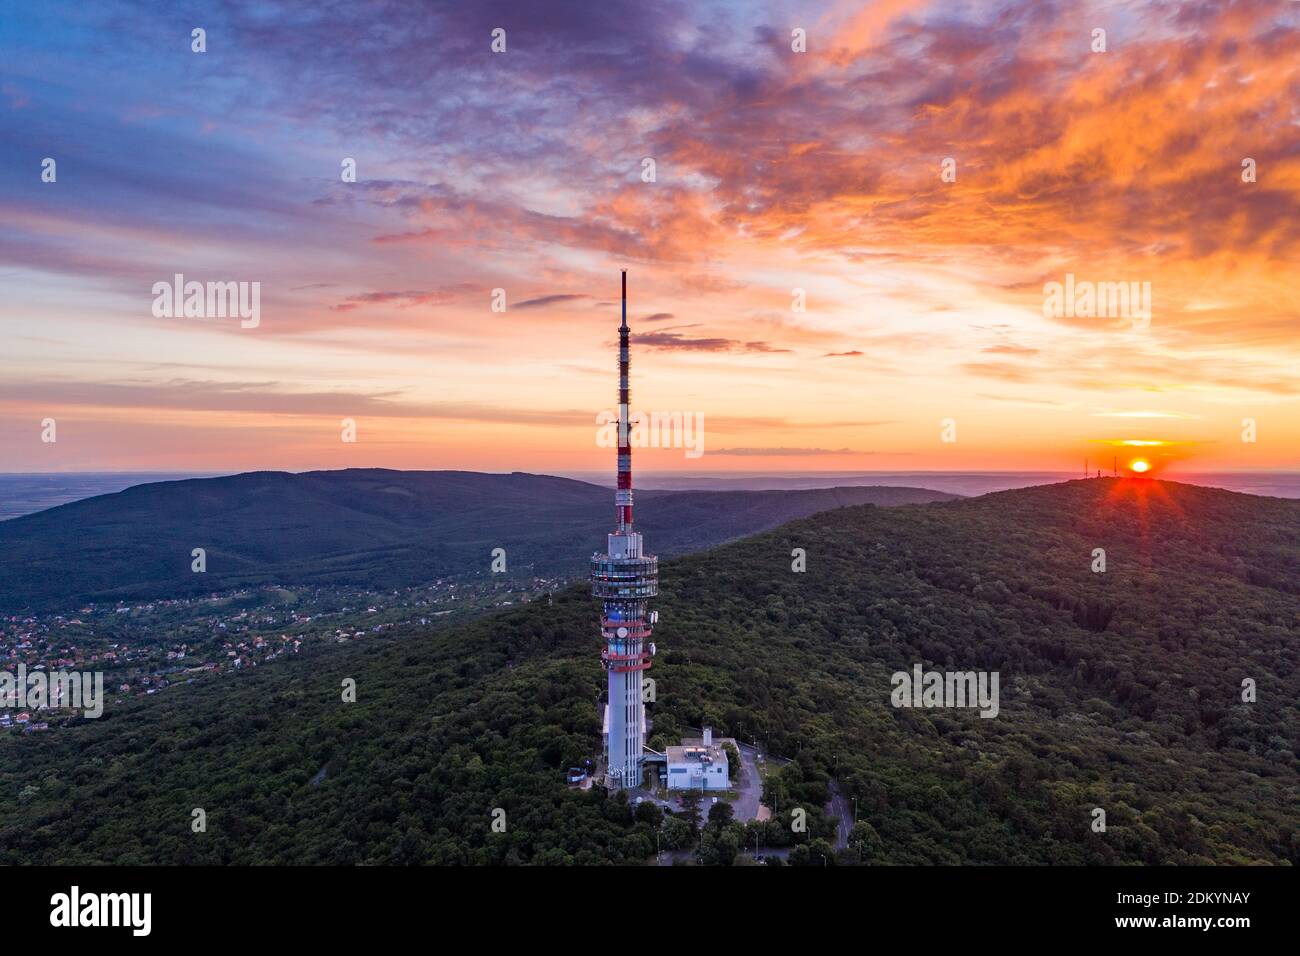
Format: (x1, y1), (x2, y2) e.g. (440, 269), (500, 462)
(1, 478), (1296, 864)
(0, 469), (954, 612)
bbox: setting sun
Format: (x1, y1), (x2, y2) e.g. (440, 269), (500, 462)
(1130, 459), (1151, 474)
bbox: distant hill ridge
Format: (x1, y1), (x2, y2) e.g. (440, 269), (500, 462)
(0, 468), (958, 612)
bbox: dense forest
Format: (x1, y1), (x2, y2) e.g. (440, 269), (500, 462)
(0, 469), (953, 612)
(1, 478), (1296, 864)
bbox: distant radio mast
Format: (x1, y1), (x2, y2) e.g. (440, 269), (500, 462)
(590, 270), (657, 789)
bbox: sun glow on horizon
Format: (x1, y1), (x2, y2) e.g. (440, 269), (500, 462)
(1130, 459), (1151, 474)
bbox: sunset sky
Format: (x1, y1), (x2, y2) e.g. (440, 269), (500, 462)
(2, 0), (1297, 476)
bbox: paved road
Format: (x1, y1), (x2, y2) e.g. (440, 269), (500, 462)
(827, 780), (853, 849)
(731, 740), (767, 821)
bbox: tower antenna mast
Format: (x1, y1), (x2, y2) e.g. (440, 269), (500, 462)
(590, 270), (658, 789)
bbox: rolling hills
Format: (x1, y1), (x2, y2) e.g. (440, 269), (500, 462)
(1, 477), (1296, 864)
(0, 469), (956, 612)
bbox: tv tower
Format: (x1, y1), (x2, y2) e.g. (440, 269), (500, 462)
(591, 270), (658, 789)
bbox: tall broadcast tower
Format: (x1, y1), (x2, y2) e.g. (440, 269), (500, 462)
(591, 270), (658, 789)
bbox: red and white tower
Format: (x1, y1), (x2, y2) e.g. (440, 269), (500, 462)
(591, 270), (658, 789)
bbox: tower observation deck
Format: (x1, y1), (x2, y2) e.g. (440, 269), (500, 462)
(591, 269), (657, 789)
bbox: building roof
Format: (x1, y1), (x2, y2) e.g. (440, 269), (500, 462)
(666, 743), (728, 767)
(681, 735), (737, 750)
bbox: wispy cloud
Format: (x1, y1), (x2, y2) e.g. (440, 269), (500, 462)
(635, 331), (790, 354)
(711, 447), (866, 457)
(513, 294), (592, 310)
(2, 0), (1296, 471)
(0, 379), (586, 425)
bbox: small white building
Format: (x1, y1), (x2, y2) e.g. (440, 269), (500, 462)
(666, 727), (730, 791)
